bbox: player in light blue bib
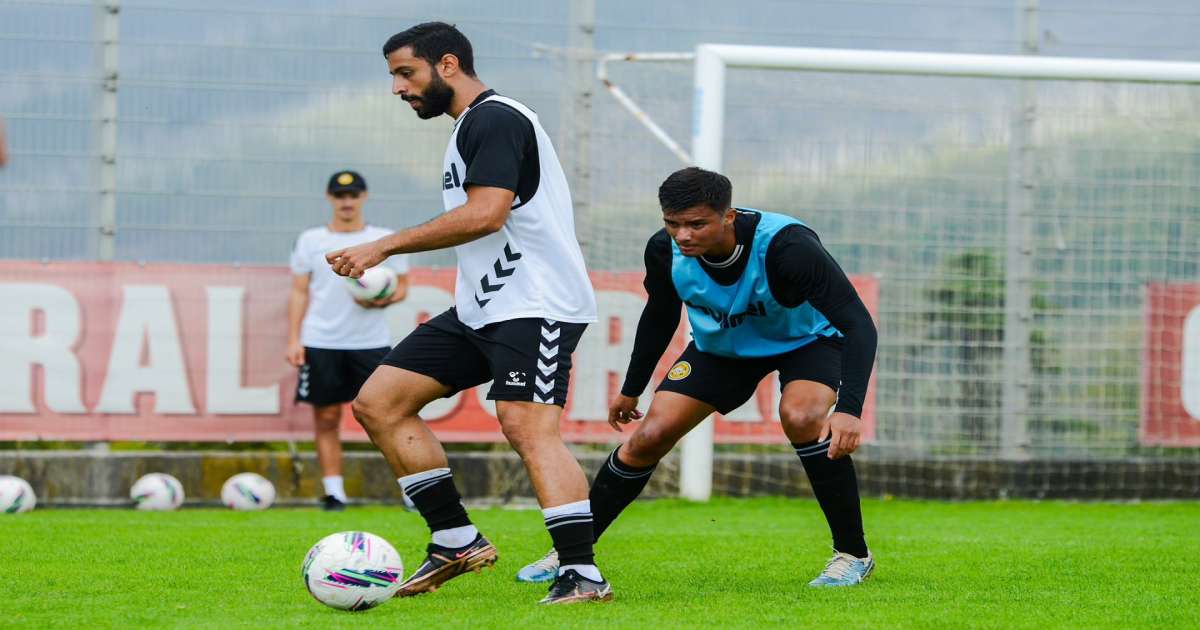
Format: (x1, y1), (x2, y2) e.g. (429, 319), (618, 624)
(518, 167), (879, 588)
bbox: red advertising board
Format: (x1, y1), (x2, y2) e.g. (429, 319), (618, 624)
(1142, 283), (1200, 446)
(0, 262), (877, 444)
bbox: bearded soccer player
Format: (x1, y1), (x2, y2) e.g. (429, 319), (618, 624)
(517, 166), (878, 587)
(325, 22), (610, 604)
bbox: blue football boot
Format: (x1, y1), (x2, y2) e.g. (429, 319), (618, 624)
(516, 548), (559, 583)
(808, 550), (875, 587)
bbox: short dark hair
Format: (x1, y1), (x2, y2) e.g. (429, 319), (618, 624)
(658, 167), (732, 214)
(382, 22), (476, 77)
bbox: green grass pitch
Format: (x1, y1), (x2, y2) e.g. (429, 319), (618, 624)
(3, 498), (1197, 628)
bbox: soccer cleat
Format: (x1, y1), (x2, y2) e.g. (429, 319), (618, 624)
(539, 569), (613, 605)
(321, 495), (347, 512)
(515, 548), (559, 583)
(395, 534), (498, 597)
(807, 550), (875, 587)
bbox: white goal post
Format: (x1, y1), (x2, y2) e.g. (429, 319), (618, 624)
(663, 45), (1200, 501)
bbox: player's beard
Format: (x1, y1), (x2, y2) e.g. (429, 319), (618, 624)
(410, 74), (454, 119)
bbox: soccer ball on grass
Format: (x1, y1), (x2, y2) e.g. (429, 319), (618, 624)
(130, 473), (184, 511)
(221, 472), (276, 511)
(0, 476), (36, 514)
(302, 531), (404, 611)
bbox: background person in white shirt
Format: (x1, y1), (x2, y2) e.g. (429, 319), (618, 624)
(287, 170), (409, 511)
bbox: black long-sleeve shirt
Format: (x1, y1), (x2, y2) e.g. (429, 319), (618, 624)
(620, 210), (878, 417)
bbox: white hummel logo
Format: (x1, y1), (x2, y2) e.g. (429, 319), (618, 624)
(298, 366), (310, 397)
(505, 370), (527, 387)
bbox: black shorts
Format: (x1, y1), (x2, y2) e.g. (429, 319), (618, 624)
(297, 346), (390, 406)
(382, 308), (587, 406)
(656, 336), (844, 414)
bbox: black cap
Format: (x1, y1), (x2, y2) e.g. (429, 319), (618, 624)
(327, 170), (367, 194)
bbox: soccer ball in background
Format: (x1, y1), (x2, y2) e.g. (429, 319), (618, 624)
(344, 266), (397, 302)
(0, 476), (36, 514)
(302, 531), (404, 611)
(130, 473), (185, 511)
(221, 472), (276, 511)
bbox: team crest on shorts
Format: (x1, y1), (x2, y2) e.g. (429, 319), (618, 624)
(667, 361), (692, 381)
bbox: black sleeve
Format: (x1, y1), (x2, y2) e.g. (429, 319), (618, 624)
(620, 231), (682, 397)
(456, 104), (534, 193)
(767, 227), (877, 417)
(818, 297), (877, 418)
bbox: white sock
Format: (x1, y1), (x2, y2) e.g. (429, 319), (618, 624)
(560, 564), (603, 582)
(432, 524), (479, 549)
(321, 475), (347, 502)
(397, 467), (451, 491)
(541, 499), (591, 520)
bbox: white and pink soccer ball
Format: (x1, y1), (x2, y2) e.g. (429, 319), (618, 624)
(221, 472), (276, 511)
(130, 473), (184, 511)
(302, 531), (404, 611)
(344, 267), (397, 302)
(0, 476), (36, 514)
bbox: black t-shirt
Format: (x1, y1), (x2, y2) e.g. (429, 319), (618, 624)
(622, 210), (878, 417)
(456, 90), (540, 208)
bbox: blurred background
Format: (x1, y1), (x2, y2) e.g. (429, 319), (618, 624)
(1, 0), (1198, 501)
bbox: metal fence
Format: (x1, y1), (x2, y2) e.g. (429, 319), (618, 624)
(2, 1), (1199, 477)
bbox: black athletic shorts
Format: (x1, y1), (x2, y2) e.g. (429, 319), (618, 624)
(297, 346), (390, 406)
(382, 308), (587, 406)
(656, 336), (844, 414)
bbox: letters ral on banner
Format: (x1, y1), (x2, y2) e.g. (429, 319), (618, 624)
(0, 262), (878, 444)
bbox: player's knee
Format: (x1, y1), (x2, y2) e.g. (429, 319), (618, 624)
(350, 395), (388, 433)
(779, 398), (832, 434)
(625, 425), (672, 465)
(499, 421), (549, 456)
(313, 408), (341, 432)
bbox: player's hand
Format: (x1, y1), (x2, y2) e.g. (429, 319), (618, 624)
(820, 412), (862, 459)
(607, 394), (643, 432)
(285, 340), (305, 367)
(326, 241), (386, 278)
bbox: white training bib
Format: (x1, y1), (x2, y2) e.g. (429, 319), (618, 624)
(441, 94), (597, 329)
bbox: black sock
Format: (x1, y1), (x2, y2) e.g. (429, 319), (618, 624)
(589, 446), (656, 541)
(793, 439), (868, 558)
(400, 469), (472, 539)
(544, 503), (596, 568)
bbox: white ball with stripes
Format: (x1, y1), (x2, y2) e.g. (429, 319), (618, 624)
(0, 475), (36, 514)
(130, 473), (184, 511)
(302, 531), (404, 611)
(344, 266), (396, 302)
(221, 472), (276, 511)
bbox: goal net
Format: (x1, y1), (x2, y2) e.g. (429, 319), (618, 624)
(586, 45), (1200, 500)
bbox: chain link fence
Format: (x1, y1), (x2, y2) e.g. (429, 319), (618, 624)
(2, 0), (1199, 494)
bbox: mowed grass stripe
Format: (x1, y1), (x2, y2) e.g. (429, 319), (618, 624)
(1, 499), (1196, 629)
